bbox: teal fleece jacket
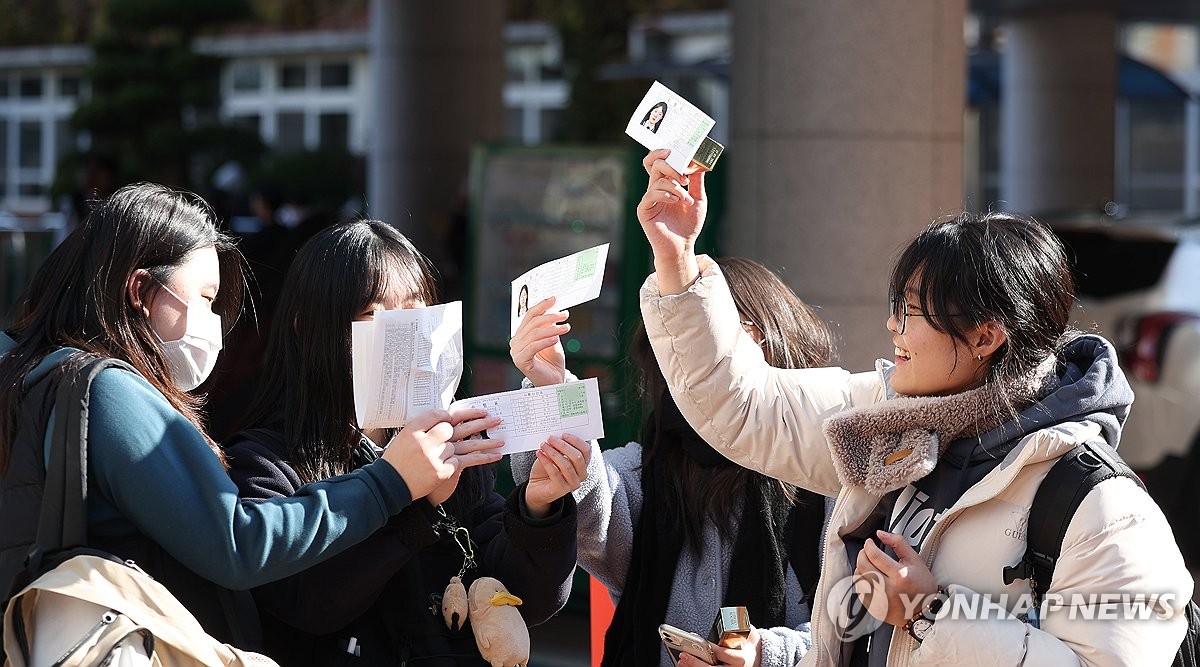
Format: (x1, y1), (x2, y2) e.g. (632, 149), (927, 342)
(3, 333), (413, 590)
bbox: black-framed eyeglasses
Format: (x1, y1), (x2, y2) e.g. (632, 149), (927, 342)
(889, 297), (962, 335)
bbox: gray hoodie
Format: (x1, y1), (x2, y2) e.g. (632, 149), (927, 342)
(511, 441), (814, 667)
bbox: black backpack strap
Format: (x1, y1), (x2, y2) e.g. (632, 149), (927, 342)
(27, 356), (136, 571)
(1003, 438), (1143, 602)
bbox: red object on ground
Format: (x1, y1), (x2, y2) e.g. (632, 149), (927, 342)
(590, 575), (615, 666)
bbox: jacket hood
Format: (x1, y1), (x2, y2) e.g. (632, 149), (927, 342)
(0, 332), (80, 389)
(945, 333), (1133, 467)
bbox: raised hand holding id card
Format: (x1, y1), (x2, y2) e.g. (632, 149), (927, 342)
(625, 80), (723, 173)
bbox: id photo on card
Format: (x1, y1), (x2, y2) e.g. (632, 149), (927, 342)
(625, 80), (717, 173)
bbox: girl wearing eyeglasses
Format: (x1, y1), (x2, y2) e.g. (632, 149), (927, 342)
(633, 148), (1191, 666)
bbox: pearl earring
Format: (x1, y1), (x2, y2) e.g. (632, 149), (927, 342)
(977, 354), (984, 361)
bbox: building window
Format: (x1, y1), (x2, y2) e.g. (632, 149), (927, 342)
(318, 112), (349, 150)
(59, 75), (80, 99)
(0, 78), (10, 99)
(231, 62), (262, 92)
(55, 119), (73, 158)
(276, 112), (305, 151)
(19, 76), (43, 99)
(18, 121), (41, 169)
(539, 108), (565, 143)
(319, 62), (351, 89)
(279, 63), (306, 90)
(505, 108), (523, 142)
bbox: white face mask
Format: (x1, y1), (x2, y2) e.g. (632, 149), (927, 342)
(153, 285), (224, 391)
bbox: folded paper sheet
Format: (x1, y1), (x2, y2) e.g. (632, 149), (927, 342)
(352, 302), (464, 429)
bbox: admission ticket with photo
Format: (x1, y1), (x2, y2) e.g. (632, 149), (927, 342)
(451, 378), (604, 455)
(625, 80), (716, 173)
(510, 243), (609, 335)
(352, 302), (464, 429)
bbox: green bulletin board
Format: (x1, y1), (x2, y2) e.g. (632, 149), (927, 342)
(463, 143), (726, 614)
(464, 144), (649, 451)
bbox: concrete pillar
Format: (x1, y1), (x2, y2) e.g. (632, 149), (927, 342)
(1001, 10), (1117, 213)
(368, 0), (504, 271)
(727, 1), (967, 369)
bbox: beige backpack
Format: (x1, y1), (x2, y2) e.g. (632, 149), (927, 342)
(0, 357), (278, 666)
(4, 554), (277, 666)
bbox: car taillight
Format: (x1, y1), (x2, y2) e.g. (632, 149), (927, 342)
(1119, 312), (1200, 383)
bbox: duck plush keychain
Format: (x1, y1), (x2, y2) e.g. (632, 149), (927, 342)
(435, 508), (530, 667)
(441, 576), (529, 667)
(468, 577), (529, 667)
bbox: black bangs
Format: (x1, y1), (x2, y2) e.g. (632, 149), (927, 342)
(889, 220), (987, 346)
(359, 222), (438, 315)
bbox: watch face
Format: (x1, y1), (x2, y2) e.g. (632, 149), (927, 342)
(910, 618), (935, 641)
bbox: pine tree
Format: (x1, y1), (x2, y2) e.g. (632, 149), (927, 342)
(67, 0), (259, 190)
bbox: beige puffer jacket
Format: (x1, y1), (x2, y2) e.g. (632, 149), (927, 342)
(639, 258), (1192, 667)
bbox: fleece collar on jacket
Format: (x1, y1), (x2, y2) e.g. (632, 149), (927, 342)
(821, 354), (1059, 496)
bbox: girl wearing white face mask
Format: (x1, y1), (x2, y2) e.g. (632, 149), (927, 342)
(0, 183), (494, 649)
(143, 278), (224, 392)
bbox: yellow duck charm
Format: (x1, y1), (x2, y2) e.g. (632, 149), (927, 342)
(442, 576), (470, 632)
(468, 577), (529, 667)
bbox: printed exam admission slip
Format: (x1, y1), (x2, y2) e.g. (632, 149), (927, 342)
(625, 80), (722, 173)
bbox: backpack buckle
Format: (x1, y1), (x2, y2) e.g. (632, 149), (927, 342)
(1002, 558), (1032, 586)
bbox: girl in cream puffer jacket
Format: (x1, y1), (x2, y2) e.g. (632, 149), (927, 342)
(633, 154), (1191, 667)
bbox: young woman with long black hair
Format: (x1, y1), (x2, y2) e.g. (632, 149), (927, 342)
(225, 220), (588, 665)
(0, 184), (484, 651)
(510, 256), (834, 667)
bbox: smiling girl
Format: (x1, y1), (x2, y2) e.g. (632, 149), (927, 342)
(633, 148), (1191, 666)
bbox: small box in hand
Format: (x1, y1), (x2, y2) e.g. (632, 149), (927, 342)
(710, 606), (751, 649)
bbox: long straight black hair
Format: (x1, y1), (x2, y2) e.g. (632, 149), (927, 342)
(631, 256), (835, 550)
(0, 183), (245, 472)
(240, 220), (490, 514)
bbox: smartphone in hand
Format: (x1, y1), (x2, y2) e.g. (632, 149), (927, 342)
(659, 623), (717, 666)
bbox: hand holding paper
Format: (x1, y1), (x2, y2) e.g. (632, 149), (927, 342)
(525, 433), (591, 518)
(510, 244), (609, 336)
(450, 378), (604, 455)
(510, 296), (570, 387)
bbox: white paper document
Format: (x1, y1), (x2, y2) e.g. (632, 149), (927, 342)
(352, 302), (464, 429)
(451, 378), (604, 455)
(625, 80), (716, 173)
(510, 243), (609, 335)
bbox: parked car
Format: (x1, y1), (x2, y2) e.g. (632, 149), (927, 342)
(1051, 213), (1200, 565)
